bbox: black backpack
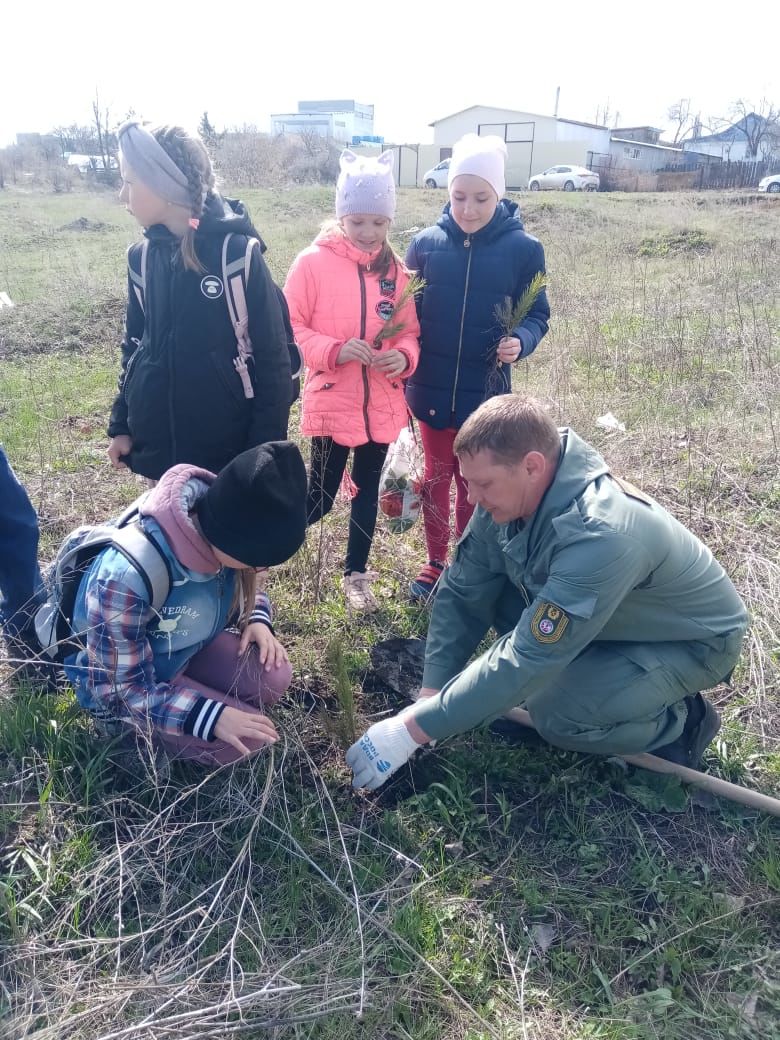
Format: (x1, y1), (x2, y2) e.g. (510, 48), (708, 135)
(128, 234), (302, 404)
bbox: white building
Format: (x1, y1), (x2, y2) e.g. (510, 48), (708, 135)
(270, 100), (375, 144)
(425, 105), (610, 188)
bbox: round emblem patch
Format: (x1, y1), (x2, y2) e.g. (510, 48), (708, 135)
(530, 601), (570, 644)
(376, 299), (394, 320)
(200, 275), (224, 300)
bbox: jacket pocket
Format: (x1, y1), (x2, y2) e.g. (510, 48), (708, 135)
(210, 351), (249, 405)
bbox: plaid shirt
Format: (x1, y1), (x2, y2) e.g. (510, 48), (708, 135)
(82, 570), (272, 742)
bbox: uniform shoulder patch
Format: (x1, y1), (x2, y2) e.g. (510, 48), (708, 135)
(530, 602), (570, 643)
(610, 473), (653, 507)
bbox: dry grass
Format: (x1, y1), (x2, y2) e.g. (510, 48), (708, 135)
(1, 185), (779, 1039)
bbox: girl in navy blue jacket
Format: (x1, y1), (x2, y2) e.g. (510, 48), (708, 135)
(404, 134), (550, 601)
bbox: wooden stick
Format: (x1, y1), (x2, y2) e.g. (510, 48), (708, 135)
(503, 707), (780, 818)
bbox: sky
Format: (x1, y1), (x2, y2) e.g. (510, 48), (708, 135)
(1, 1), (778, 149)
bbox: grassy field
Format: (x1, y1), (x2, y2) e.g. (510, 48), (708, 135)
(0, 184), (778, 1040)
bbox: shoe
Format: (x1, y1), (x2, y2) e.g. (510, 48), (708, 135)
(343, 571), (379, 613)
(409, 561), (445, 604)
(653, 693), (721, 770)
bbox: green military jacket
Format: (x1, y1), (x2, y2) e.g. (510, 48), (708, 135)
(413, 429), (748, 742)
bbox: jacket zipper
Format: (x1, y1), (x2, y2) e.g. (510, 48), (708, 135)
(450, 237), (473, 417)
(357, 265), (371, 441)
(122, 337), (143, 394)
(166, 249), (178, 462)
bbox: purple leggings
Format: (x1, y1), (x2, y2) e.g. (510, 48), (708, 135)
(155, 630), (292, 766)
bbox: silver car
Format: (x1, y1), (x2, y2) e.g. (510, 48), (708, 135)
(757, 174), (780, 194)
(528, 165), (600, 192)
(422, 159), (450, 188)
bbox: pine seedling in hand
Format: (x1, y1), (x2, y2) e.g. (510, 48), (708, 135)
(373, 275), (426, 348)
(494, 272), (548, 339)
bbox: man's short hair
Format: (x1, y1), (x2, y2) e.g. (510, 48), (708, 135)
(453, 395), (561, 465)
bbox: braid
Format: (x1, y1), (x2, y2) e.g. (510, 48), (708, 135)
(153, 125), (215, 272)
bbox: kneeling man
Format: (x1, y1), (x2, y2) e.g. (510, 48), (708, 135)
(348, 396), (748, 789)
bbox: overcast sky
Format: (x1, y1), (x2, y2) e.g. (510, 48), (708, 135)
(2, 1), (777, 148)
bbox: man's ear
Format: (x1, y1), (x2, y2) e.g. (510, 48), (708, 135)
(523, 450), (549, 480)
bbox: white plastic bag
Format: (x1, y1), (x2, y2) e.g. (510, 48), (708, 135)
(379, 425), (424, 534)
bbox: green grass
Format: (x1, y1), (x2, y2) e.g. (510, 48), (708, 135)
(1, 185), (779, 1039)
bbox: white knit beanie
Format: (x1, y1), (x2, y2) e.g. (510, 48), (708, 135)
(447, 134), (507, 200)
(336, 149), (397, 219)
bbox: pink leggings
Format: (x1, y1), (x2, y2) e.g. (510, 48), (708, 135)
(155, 630), (292, 766)
(418, 422), (475, 563)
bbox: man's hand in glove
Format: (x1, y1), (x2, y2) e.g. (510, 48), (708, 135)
(346, 714), (424, 791)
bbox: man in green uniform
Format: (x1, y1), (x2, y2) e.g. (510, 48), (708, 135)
(347, 396), (748, 790)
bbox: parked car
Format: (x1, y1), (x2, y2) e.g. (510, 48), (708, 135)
(757, 173), (780, 194)
(422, 158), (450, 188)
(528, 165), (600, 192)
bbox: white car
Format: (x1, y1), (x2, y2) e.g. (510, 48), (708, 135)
(422, 158), (450, 188)
(757, 173), (780, 194)
(528, 165), (600, 192)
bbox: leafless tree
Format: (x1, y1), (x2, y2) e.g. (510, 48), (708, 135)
(91, 88), (117, 171)
(667, 99), (698, 144)
(729, 98), (780, 159)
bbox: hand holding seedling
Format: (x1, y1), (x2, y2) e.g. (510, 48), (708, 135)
(372, 349), (408, 377)
(496, 337), (522, 363)
(337, 339), (374, 365)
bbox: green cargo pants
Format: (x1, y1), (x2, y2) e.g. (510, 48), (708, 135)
(494, 586), (745, 756)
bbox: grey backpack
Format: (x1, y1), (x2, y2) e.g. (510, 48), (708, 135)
(34, 495), (171, 664)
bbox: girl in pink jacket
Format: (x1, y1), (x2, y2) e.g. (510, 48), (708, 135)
(284, 151), (420, 612)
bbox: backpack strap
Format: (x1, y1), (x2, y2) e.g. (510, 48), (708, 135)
(222, 232), (255, 400)
(110, 523), (172, 612)
(128, 240), (149, 314)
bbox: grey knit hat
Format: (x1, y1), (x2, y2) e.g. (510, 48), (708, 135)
(336, 149), (396, 219)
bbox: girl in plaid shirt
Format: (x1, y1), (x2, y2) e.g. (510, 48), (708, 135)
(64, 443), (307, 765)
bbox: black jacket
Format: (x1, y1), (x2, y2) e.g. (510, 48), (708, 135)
(404, 200), (549, 430)
(108, 194), (292, 480)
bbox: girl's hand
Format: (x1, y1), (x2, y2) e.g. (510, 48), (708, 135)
(372, 349), (408, 377)
(239, 622), (289, 671)
(213, 704), (278, 756)
(497, 337), (522, 364)
(107, 435), (133, 470)
(337, 339), (374, 366)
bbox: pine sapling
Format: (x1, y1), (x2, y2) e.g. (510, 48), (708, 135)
(373, 275), (425, 348)
(486, 272), (548, 393)
(494, 272), (548, 340)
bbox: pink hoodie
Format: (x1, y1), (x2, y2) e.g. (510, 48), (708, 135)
(284, 227), (420, 447)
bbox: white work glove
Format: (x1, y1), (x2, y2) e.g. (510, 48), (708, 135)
(346, 714), (422, 790)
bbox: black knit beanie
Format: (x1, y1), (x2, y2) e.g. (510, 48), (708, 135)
(196, 442), (307, 567)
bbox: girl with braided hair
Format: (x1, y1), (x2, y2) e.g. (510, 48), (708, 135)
(108, 122), (294, 481)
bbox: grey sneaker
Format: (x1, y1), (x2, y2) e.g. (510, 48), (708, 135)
(343, 571), (379, 613)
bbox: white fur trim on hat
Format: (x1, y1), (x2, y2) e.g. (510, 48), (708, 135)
(447, 134), (508, 200)
(336, 149), (397, 219)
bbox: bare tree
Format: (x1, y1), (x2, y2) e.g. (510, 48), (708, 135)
(594, 100), (612, 127)
(91, 88), (117, 171)
(729, 98), (780, 159)
(667, 99), (698, 144)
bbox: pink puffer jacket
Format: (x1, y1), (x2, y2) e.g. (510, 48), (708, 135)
(284, 228), (420, 447)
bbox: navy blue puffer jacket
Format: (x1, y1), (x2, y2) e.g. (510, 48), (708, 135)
(404, 200), (549, 431)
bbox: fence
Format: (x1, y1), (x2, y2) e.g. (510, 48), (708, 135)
(586, 153), (779, 192)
